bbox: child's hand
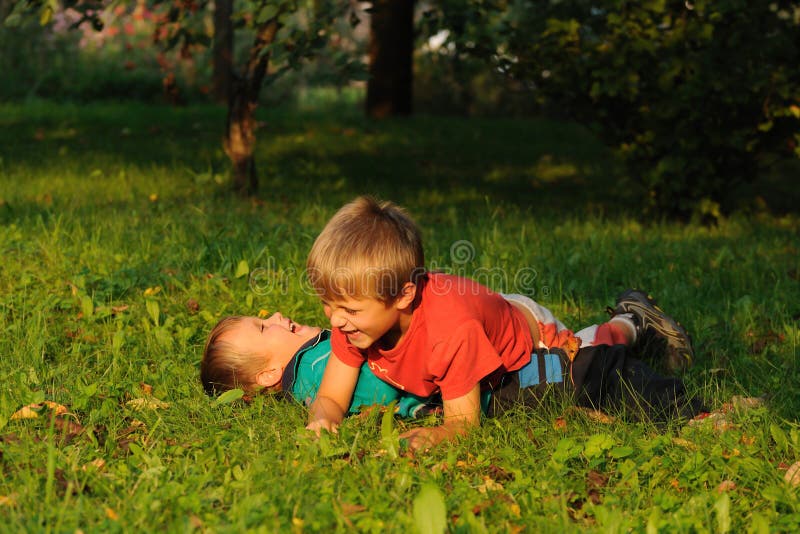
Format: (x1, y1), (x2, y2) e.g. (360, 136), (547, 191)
(400, 426), (447, 451)
(306, 418), (339, 436)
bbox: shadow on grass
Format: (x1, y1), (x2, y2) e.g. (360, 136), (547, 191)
(0, 101), (633, 216)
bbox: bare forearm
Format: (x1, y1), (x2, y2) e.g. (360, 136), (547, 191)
(307, 395), (346, 433)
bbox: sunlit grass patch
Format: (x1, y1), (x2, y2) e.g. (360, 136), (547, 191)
(0, 101), (799, 531)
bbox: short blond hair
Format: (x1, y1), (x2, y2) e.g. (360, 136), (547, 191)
(307, 196), (424, 302)
(201, 316), (263, 395)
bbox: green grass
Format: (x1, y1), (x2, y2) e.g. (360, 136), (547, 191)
(1, 99), (799, 532)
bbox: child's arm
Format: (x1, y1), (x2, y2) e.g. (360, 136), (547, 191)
(306, 352), (359, 435)
(399, 384), (481, 450)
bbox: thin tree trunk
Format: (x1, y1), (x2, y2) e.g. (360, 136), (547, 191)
(366, 0), (415, 118)
(223, 18), (280, 195)
(225, 79), (258, 195)
(212, 0), (234, 103)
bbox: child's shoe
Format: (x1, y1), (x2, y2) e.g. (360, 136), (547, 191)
(610, 289), (694, 373)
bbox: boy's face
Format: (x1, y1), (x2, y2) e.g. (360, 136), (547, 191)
(323, 291), (413, 350)
(222, 313), (321, 371)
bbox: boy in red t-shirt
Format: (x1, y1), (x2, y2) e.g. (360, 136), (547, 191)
(305, 196), (701, 449)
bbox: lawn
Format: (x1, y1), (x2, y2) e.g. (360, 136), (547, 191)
(1, 99), (799, 532)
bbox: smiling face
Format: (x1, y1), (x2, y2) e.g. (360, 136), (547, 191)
(322, 283), (416, 351)
(217, 313), (321, 388)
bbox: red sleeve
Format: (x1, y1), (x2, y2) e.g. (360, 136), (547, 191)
(330, 328), (367, 368)
(429, 321), (504, 400)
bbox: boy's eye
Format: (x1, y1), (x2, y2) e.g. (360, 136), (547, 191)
(344, 308), (358, 315)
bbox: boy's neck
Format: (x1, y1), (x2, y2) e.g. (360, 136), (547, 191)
(377, 307), (414, 350)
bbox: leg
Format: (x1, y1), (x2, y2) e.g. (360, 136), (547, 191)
(573, 344), (705, 423)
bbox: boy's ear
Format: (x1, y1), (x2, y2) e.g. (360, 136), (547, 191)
(255, 368), (283, 388)
(394, 282), (417, 311)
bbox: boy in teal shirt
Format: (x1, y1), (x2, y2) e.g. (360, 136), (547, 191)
(201, 313), (432, 417)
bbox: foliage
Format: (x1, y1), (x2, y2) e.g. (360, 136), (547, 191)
(422, 0), (800, 218)
(1, 101), (800, 530)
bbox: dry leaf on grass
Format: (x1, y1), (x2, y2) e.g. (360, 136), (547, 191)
(126, 398), (169, 411)
(10, 401), (68, 420)
(717, 480), (737, 493)
(784, 461), (800, 487)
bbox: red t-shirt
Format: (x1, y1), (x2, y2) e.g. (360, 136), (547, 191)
(331, 273), (533, 400)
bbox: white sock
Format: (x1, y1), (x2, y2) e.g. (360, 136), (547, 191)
(609, 313), (637, 344)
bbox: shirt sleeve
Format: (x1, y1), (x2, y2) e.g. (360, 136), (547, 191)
(330, 328), (367, 368)
(429, 320), (505, 400)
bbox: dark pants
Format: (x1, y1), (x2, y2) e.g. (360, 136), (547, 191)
(487, 345), (706, 423)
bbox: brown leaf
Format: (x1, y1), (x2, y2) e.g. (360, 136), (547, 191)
(186, 298), (200, 313)
(55, 416), (84, 441)
(81, 459), (106, 472)
(586, 470), (609, 489)
(339, 502), (367, 516)
(126, 397), (169, 411)
(486, 464), (514, 482)
(784, 461), (800, 487)
(571, 406), (616, 424)
(139, 383), (153, 396)
(553, 417), (567, 431)
(10, 401), (68, 420)
(111, 305), (129, 314)
(716, 480), (737, 493)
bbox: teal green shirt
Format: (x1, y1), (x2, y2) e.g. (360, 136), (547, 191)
(280, 330), (432, 418)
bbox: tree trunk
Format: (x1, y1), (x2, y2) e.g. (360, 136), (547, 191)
(212, 0), (233, 103)
(224, 80), (258, 195)
(366, 0), (415, 118)
(222, 18), (280, 195)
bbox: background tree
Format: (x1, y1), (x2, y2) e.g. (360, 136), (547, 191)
(5, 0), (348, 195)
(211, 0), (233, 103)
(423, 0), (800, 218)
(365, 0), (414, 117)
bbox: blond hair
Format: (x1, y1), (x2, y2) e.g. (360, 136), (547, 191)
(201, 316), (264, 395)
(307, 196), (424, 302)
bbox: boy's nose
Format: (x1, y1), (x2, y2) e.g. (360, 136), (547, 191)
(329, 310), (347, 329)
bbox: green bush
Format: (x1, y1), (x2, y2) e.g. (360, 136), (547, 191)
(426, 0), (800, 217)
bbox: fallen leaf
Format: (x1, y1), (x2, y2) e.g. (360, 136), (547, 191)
(55, 416), (84, 440)
(139, 383), (153, 396)
(10, 406), (39, 420)
(730, 396), (764, 410)
(476, 476), (505, 493)
(111, 305), (129, 314)
(671, 438), (698, 450)
(785, 461), (800, 487)
(105, 507), (119, 520)
(126, 398), (169, 411)
(587, 470), (609, 489)
(717, 480), (737, 493)
(571, 406), (616, 424)
(81, 459), (106, 471)
(0, 494), (17, 506)
(186, 299), (200, 313)
(486, 464), (514, 482)
(143, 286), (161, 297)
(10, 401), (68, 420)
(553, 417), (567, 431)
(339, 502), (367, 516)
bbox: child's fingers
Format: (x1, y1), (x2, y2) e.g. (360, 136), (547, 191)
(305, 419), (339, 436)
